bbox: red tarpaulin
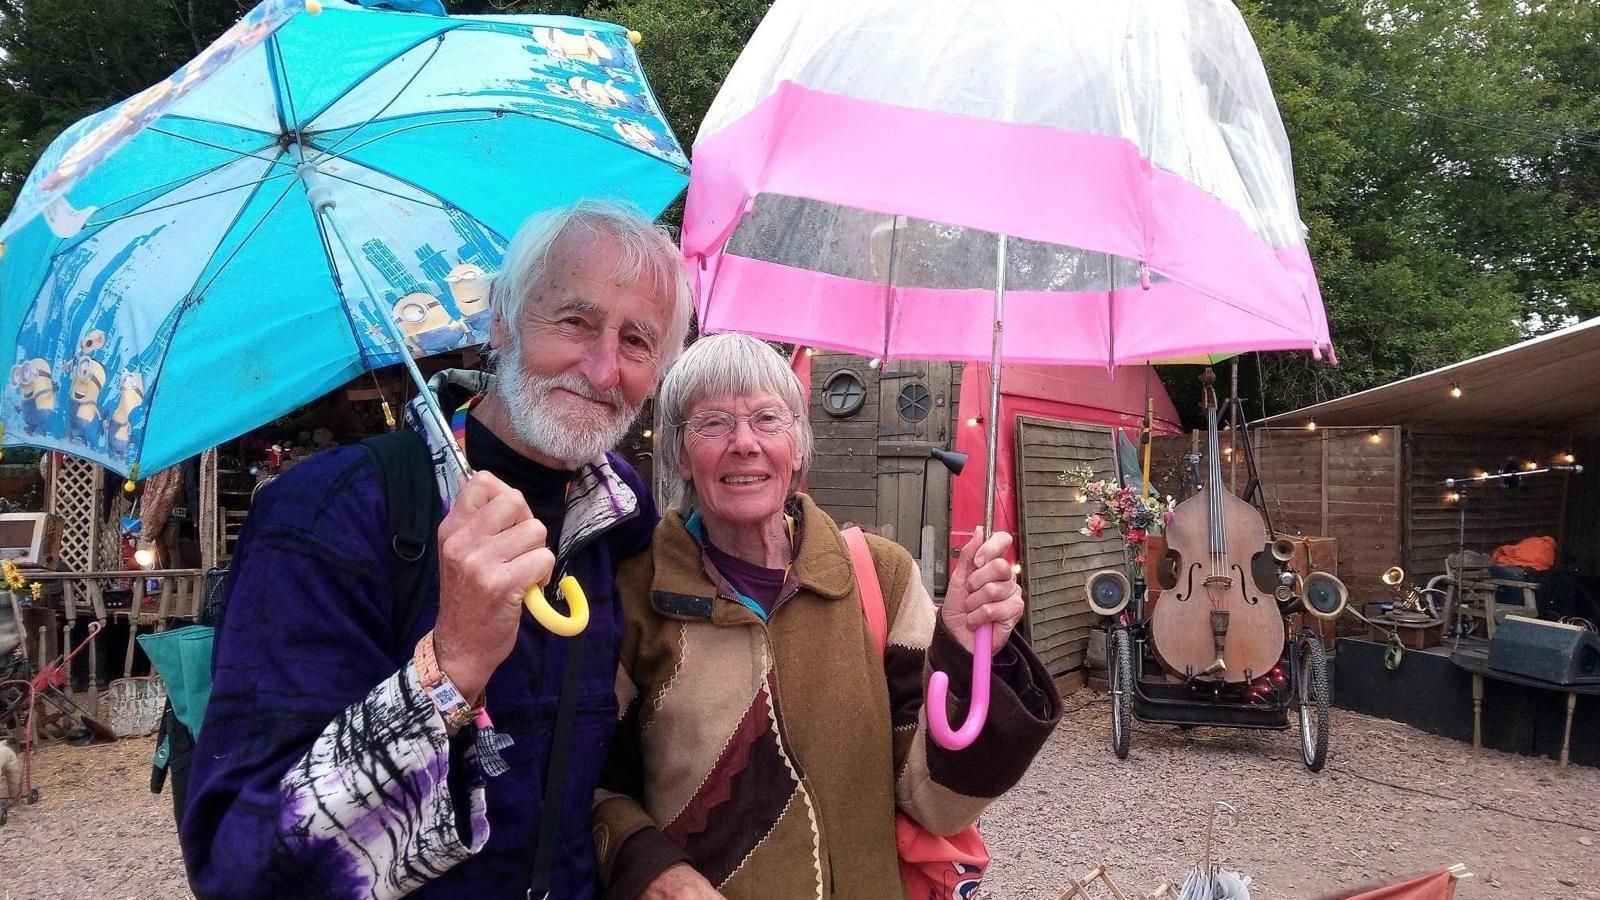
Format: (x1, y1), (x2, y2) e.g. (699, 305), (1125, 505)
(1320, 870), (1458, 900)
(950, 363), (1183, 561)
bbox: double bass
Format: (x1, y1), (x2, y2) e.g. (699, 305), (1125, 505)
(1150, 371), (1284, 682)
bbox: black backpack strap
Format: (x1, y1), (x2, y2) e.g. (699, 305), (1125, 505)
(527, 630), (586, 900)
(361, 429), (442, 652)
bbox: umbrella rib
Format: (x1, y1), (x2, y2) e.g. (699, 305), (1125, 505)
(301, 24), (465, 127)
(310, 113), (501, 165)
(182, 176), (302, 309)
(315, 37), (447, 157)
(313, 169), (446, 210)
(316, 105), (685, 171)
(135, 172), (295, 468)
(85, 146), (280, 223)
(270, 34), (305, 133)
(304, 143), (511, 247)
(83, 172), (294, 230)
(145, 128), (295, 170)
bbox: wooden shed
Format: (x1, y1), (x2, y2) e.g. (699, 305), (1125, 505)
(801, 350), (1187, 688)
(1248, 425), (1572, 599)
(1257, 317), (1600, 592)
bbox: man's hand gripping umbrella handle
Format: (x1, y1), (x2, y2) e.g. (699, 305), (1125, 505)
(310, 189), (588, 638)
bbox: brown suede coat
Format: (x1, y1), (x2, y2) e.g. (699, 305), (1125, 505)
(594, 494), (1062, 900)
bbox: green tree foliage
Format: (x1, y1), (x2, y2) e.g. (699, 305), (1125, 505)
(0, 0), (1592, 417)
(1233, 0), (1599, 413)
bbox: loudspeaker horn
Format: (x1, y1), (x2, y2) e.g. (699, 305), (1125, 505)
(1302, 571), (1348, 620)
(1085, 569), (1132, 617)
(1270, 537), (1297, 564)
(930, 447), (968, 476)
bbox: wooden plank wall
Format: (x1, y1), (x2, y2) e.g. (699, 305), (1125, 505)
(806, 353), (880, 529)
(1015, 416), (1125, 679)
(1403, 427), (1573, 583)
(1249, 426), (1401, 599)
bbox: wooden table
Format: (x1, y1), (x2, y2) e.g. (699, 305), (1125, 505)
(1452, 647), (1600, 767)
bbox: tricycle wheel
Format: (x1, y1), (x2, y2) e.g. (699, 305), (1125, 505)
(1110, 629), (1134, 759)
(1297, 635), (1331, 772)
(27, 787), (40, 804)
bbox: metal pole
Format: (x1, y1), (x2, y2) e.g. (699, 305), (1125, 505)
(294, 149), (470, 477)
(984, 235), (1007, 534)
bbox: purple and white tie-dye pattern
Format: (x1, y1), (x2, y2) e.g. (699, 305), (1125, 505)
(278, 664), (487, 900)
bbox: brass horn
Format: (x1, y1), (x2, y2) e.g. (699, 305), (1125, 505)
(1270, 538), (1298, 564)
(1382, 566), (1405, 586)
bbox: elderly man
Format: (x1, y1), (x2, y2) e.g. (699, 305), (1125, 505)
(182, 201), (692, 900)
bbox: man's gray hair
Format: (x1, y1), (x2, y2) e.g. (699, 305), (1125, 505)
(657, 333), (814, 513)
(489, 199), (692, 373)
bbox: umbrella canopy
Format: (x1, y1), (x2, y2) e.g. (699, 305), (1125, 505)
(0, 0), (686, 477)
(683, 0), (1331, 368)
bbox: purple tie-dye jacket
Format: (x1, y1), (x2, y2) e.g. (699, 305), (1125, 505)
(181, 371), (656, 899)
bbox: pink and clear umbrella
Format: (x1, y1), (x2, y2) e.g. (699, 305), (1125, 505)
(683, 0), (1332, 749)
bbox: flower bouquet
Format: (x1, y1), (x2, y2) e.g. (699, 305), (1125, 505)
(1062, 464), (1175, 563)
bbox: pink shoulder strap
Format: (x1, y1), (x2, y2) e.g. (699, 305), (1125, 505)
(842, 526), (888, 658)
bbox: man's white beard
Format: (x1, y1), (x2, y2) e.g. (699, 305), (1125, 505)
(495, 353), (640, 467)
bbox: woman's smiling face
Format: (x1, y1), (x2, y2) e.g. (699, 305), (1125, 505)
(679, 390), (802, 529)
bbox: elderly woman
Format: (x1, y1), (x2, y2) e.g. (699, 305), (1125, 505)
(594, 333), (1062, 900)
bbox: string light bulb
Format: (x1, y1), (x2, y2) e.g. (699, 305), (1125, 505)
(1446, 491), (1461, 504)
(1523, 460), (1537, 471)
(967, 416), (983, 427)
(1305, 421), (1317, 432)
(867, 357), (882, 369)
(1561, 452), (1576, 465)
(1449, 383), (1462, 399)
(133, 546), (156, 569)
(1368, 430), (1383, 444)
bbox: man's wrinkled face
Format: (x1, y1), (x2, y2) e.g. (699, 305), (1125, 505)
(492, 234), (670, 466)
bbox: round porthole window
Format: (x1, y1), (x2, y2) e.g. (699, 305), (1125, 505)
(822, 370), (866, 417)
(896, 382), (932, 423)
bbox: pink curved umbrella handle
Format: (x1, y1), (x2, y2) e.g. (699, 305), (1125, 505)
(927, 622), (993, 751)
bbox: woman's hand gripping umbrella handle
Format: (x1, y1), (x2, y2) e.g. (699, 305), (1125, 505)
(926, 527), (1021, 750)
(927, 624), (992, 750)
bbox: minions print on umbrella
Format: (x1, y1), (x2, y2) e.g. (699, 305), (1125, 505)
(0, 0), (686, 477)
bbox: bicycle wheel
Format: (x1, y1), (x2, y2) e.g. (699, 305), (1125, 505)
(1111, 629), (1134, 759)
(1297, 636), (1331, 772)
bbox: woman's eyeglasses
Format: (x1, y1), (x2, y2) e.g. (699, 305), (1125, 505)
(681, 407), (797, 439)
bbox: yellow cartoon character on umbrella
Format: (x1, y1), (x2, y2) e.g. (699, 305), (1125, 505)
(393, 292), (464, 356)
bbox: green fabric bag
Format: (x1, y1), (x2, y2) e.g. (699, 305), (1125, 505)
(138, 625), (215, 739)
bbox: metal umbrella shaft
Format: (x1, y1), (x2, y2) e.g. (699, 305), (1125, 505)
(298, 162), (588, 637)
(927, 234), (1005, 751)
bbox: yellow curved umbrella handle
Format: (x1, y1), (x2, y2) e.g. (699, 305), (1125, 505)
(522, 575), (588, 637)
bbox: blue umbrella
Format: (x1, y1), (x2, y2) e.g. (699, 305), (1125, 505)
(0, 0), (687, 479)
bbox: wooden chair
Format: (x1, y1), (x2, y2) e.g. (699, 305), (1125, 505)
(1445, 551), (1539, 637)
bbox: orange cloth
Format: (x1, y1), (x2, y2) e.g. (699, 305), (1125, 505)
(1322, 870), (1457, 900)
(1491, 535), (1557, 570)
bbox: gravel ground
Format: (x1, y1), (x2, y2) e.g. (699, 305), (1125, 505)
(981, 694), (1600, 899)
(2, 698), (1598, 899)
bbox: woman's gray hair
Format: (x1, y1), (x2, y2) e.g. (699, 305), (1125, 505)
(657, 333), (814, 513)
(488, 199), (693, 373)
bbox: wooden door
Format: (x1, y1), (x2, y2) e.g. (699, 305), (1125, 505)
(1015, 416), (1125, 680)
(876, 361), (954, 589)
